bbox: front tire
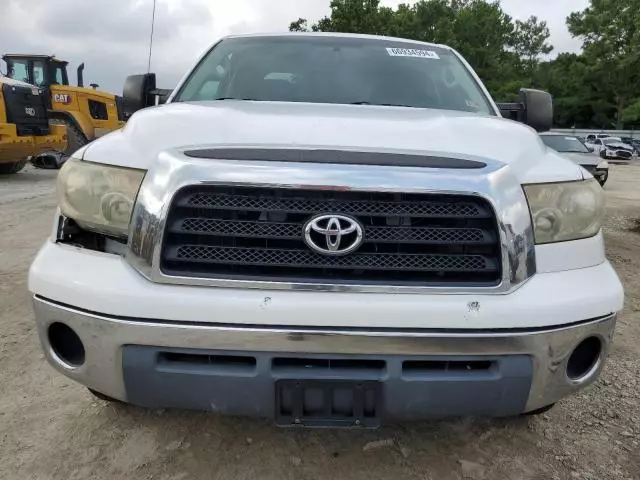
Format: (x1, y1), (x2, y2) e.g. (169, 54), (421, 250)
(0, 159), (27, 175)
(51, 119), (88, 156)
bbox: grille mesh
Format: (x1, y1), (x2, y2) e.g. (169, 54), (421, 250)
(161, 185), (502, 285)
(171, 245), (490, 271)
(178, 218), (488, 244)
(183, 193), (485, 218)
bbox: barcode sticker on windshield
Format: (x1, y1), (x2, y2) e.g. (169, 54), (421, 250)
(386, 48), (440, 59)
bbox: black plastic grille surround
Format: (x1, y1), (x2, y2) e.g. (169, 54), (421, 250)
(161, 186), (502, 286)
(614, 150), (632, 159)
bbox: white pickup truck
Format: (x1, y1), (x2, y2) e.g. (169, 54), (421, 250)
(29, 33), (623, 427)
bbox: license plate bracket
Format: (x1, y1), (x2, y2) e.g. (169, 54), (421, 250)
(275, 379), (382, 428)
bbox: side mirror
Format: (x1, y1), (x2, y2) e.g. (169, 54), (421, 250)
(588, 146), (595, 153)
(519, 89), (553, 132)
(497, 88), (553, 132)
(154, 88), (173, 105)
(123, 73), (156, 113)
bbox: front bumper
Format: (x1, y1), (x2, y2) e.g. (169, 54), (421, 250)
(33, 295), (616, 419)
(602, 151), (634, 163)
(29, 241), (623, 331)
(30, 240), (624, 421)
(0, 123), (67, 163)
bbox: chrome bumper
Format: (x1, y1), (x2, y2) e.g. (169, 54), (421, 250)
(33, 296), (616, 414)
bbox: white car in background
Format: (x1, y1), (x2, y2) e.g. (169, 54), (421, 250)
(585, 134), (621, 143)
(540, 133), (609, 186)
(585, 136), (634, 162)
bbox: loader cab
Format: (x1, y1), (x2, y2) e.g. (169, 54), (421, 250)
(3, 55), (70, 90)
(3, 53), (125, 153)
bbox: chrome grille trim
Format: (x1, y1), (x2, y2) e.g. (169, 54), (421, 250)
(125, 146), (536, 294)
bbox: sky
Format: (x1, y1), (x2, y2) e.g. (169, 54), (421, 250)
(0, 0), (590, 93)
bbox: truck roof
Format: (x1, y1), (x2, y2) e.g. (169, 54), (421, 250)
(2, 54), (68, 65)
(224, 32), (452, 51)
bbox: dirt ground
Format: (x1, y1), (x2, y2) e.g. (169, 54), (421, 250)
(0, 164), (638, 480)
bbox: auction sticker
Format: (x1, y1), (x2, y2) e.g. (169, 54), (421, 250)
(386, 48), (440, 59)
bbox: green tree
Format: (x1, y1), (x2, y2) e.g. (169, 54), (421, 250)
(387, 3), (420, 39)
(538, 54), (598, 127)
(411, 0), (458, 45)
(512, 16), (553, 81)
(567, 0), (640, 129)
(448, 1), (517, 96)
(311, 0), (388, 34)
(289, 18), (309, 32)
(622, 99), (640, 123)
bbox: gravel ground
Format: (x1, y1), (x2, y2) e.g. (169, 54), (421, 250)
(0, 164), (638, 480)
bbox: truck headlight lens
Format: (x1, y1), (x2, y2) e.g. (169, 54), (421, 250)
(57, 158), (145, 237)
(523, 179), (604, 244)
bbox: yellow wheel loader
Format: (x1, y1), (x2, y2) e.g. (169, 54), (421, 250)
(3, 54), (126, 155)
(0, 76), (67, 174)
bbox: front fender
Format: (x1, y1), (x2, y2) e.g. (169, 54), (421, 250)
(48, 109), (95, 140)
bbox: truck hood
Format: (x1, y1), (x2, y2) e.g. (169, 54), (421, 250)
(84, 101), (582, 183)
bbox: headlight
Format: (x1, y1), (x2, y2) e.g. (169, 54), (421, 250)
(523, 178), (605, 244)
(57, 158), (146, 237)
(597, 160), (609, 169)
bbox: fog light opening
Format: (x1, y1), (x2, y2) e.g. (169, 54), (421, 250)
(47, 322), (85, 367)
(566, 336), (602, 381)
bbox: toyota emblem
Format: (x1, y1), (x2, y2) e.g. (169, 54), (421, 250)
(303, 214), (364, 255)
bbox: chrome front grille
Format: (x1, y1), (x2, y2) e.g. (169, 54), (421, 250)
(160, 185), (502, 286)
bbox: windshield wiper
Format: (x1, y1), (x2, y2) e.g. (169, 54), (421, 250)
(213, 97), (260, 101)
(350, 101), (418, 108)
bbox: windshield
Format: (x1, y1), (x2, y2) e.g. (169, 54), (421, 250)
(6, 59), (29, 83)
(541, 135), (590, 153)
(174, 36), (494, 115)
